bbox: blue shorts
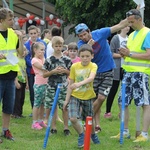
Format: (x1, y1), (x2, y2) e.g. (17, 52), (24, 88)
(118, 72), (150, 106)
(0, 79), (15, 114)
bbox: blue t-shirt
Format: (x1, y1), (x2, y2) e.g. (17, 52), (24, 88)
(78, 27), (115, 73)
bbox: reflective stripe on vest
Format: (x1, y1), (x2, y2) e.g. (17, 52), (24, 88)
(124, 62), (150, 68)
(0, 49), (16, 54)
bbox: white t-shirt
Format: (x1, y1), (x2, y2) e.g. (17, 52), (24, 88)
(46, 41), (54, 58)
(118, 34), (128, 66)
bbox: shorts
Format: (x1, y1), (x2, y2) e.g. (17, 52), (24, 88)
(0, 79), (15, 114)
(69, 96), (93, 121)
(118, 72), (150, 106)
(93, 70), (113, 97)
(33, 84), (46, 107)
(45, 84), (66, 110)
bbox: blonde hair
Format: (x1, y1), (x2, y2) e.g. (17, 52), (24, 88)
(31, 42), (45, 58)
(51, 36), (64, 46)
(0, 8), (14, 20)
(28, 25), (38, 33)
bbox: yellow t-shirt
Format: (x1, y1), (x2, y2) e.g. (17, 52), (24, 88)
(69, 62), (97, 100)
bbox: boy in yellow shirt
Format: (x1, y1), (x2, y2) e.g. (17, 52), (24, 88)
(63, 44), (100, 148)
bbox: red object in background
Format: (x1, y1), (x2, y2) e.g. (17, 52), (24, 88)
(48, 20), (53, 25)
(29, 15), (34, 20)
(36, 19), (41, 25)
(19, 22), (23, 28)
(84, 116), (92, 150)
(45, 16), (50, 21)
(57, 23), (61, 27)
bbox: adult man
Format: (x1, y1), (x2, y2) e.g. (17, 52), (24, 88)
(75, 19), (128, 132)
(0, 8), (24, 141)
(112, 9), (150, 142)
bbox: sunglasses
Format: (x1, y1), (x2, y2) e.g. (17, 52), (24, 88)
(126, 11), (141, 18)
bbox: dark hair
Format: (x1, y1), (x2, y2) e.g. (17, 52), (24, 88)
(31, 42), (44, 58)
(126, 9), (142, 20)
(78, 44), (93, 55)
(41, 29), (50, 40)
(51, 26), (61, 36)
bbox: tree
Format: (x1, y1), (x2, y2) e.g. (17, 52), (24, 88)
(48, 0), (150, 34)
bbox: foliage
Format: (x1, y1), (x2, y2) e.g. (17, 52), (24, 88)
(47, 0), (150, 34)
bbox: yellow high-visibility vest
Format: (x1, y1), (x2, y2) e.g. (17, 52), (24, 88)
(0, 28), (19, 74)
(122, 27), (150, 75)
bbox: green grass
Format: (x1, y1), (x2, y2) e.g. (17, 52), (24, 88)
(0, 90), (150, 150)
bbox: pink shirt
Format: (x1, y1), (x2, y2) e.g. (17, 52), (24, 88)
(71, 57), (81, 64)
(31, 57), (48, 85)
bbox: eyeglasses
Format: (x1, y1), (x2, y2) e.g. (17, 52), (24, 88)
(126, 11), (141, 18)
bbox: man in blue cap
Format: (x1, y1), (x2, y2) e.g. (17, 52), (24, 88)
(75, 19), (128, 133)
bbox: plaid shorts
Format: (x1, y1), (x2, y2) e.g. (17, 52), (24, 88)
(93, 70), (113, 97)
(69, 96), (93, 121)
(33, 84), (46, 107)
(45, 84), (67, 110)
(118, 72), (150, 106)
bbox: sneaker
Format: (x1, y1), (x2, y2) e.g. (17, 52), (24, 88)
(95, 125), (101, 134)
(78, 133), (84, 148)
(39, 121), (47, 128)
(91, 134), (100, 144)
(32, 122), (43, 130)
(133, 134), (148, 142)
(3, 129), (14, 141)
(104, 112), (112, 118)
(64, 129), (70, 136)
(110, 132), (130, 139)
(50, 129), (57, 134)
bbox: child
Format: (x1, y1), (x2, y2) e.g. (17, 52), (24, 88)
(31, 42), (48, 130)
(12, 48), (28, 118)
(43, 36), (72, 136)
(63, 44), (100, 148)
(68, 42), (80, 63)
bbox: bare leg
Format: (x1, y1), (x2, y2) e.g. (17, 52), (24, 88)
(70, 118), (83, 134)
(2, 113), (10, 129)
(62, 109), (69, 130)
(32, 107), (39, 121)
(142, 105), (150, 132)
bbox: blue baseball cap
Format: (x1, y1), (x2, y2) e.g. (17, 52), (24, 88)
(75, 23), (89, 35)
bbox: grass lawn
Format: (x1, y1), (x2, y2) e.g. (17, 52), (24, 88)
(0, 90), (150, 150)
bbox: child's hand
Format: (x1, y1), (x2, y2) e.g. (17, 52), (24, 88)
(16, 82), (21, 89)
(70, 83), (80, 90)
(54, 66), (66, 74)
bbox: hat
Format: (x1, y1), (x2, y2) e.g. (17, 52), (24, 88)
(75, 23), (89, 35)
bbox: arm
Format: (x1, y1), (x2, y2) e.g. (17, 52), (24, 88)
(63, 79), (74, 110)
(15, 30), (24, 56)
(14, 77), (21, 89)
(70, 72), (96, 90)
(110, 19), (129, 34)
(42, 66), (68, 78)
(119, 47), (150, 60)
